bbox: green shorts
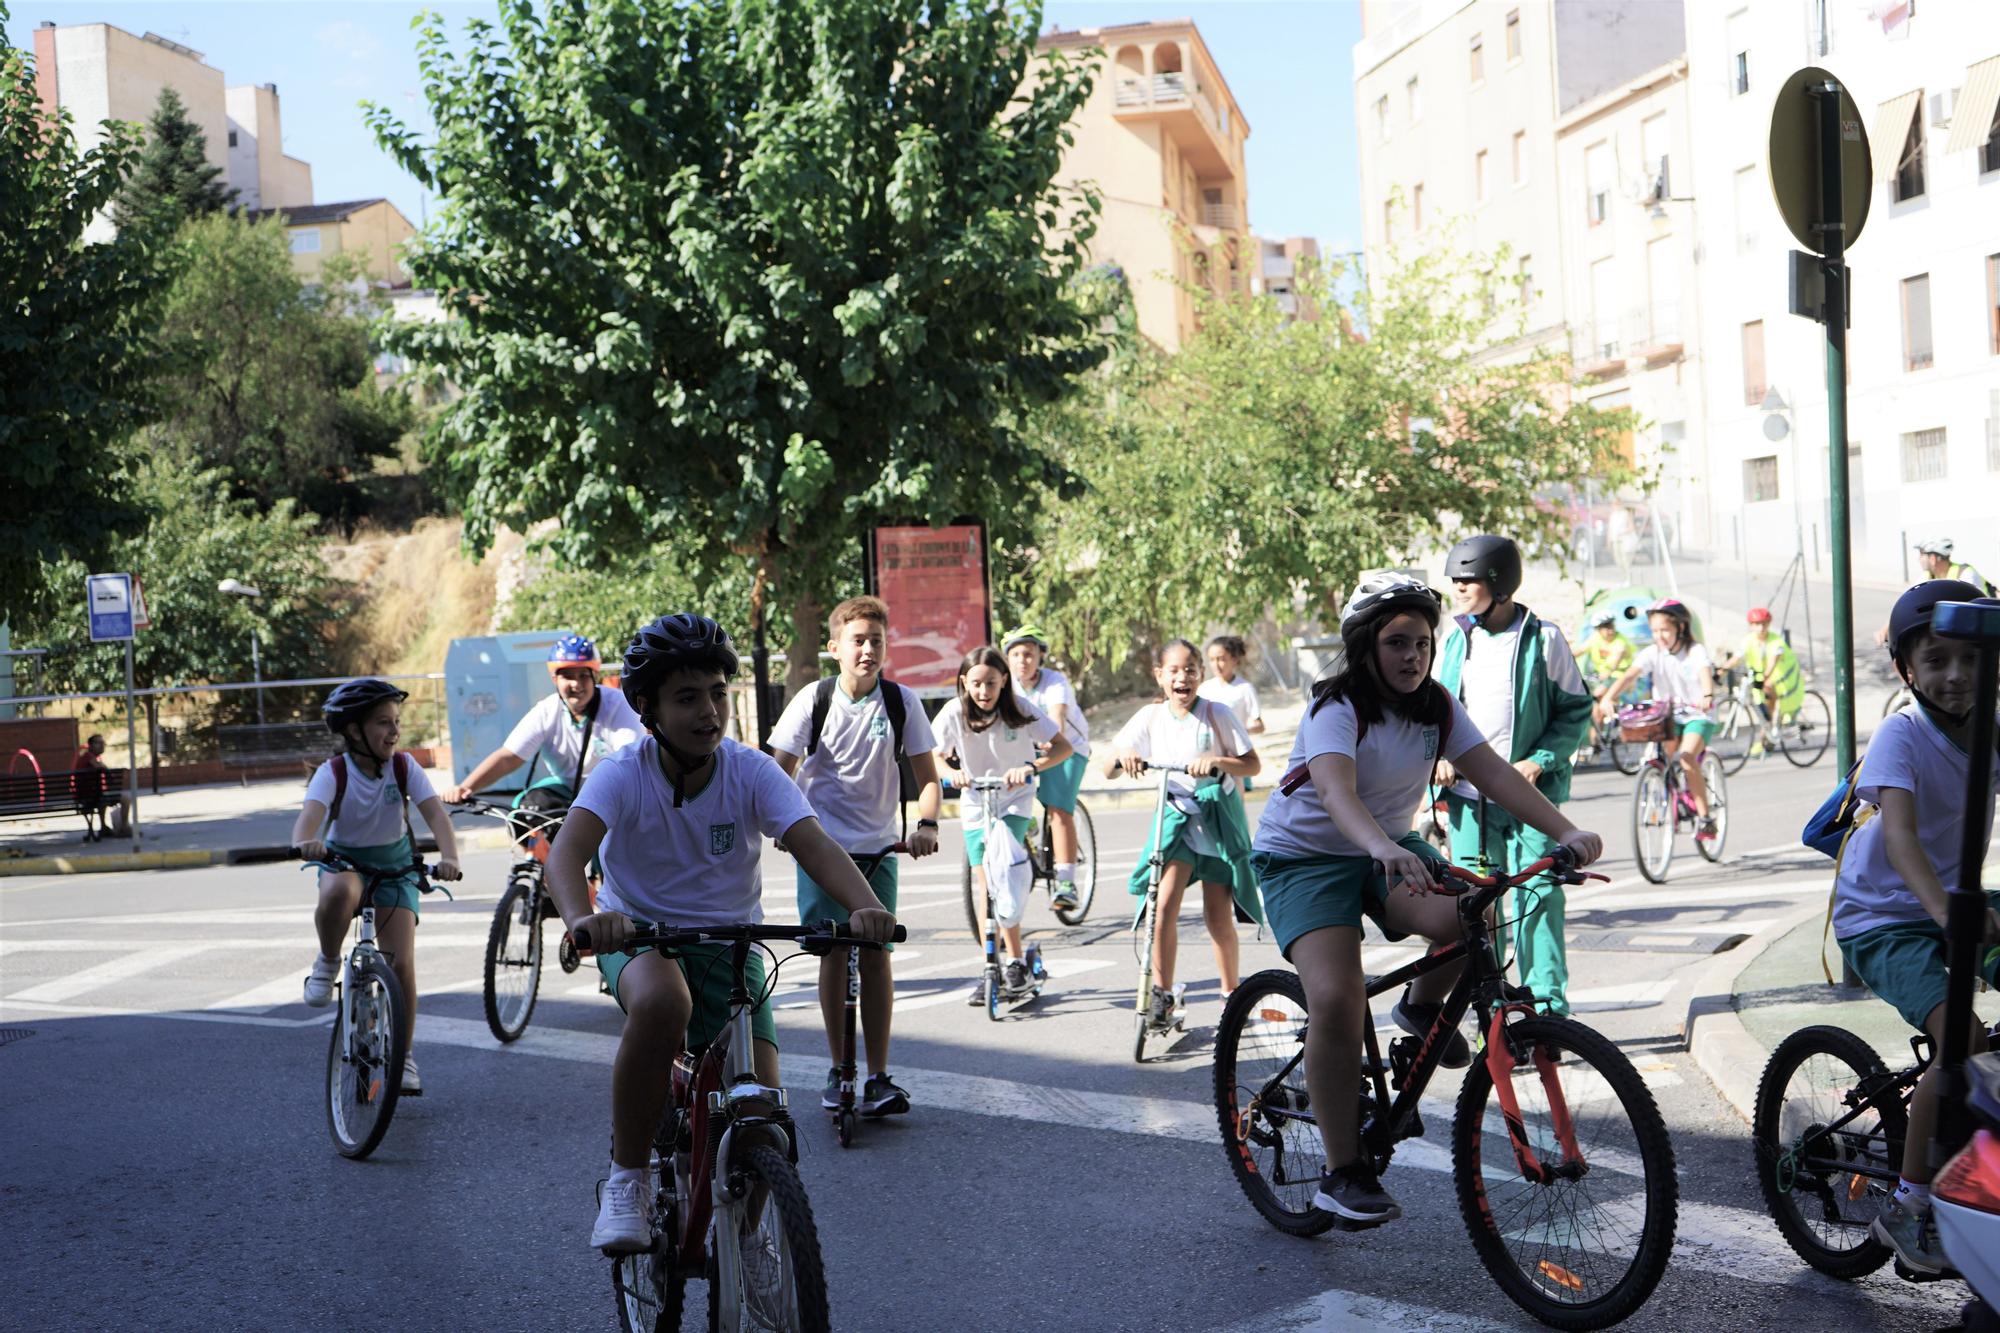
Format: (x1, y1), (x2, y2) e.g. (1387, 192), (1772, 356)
(965, 813), (1032, 867)
(1838, 894), (2000, 1032)
(1674, 716), (1717, 743)
(1251, 831), (1443, 960)
(326, 837), (429, 919)
(1036, 753), (1089, 813)
(796, 855), (900, 952)
(597, 942), (776, 1050)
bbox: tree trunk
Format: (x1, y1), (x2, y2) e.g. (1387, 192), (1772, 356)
(785, 586), (823, 700)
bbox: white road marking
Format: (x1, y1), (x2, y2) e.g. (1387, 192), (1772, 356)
(5, 947), (211, 1003)
(207, 970), (317, 1013)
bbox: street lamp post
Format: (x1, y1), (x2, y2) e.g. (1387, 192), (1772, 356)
(218, 578), (265, 726)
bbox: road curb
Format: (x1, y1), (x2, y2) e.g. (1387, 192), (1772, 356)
(0, 848), (219, 877)
(1681, 900), (1829, 1123)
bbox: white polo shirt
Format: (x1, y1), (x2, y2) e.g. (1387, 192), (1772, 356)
(769, 678), (937, 851)
(933, 696), (1059, 825)
(503, 688), (646, 788)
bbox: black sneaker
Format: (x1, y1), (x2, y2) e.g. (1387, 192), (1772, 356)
(1003, 959), (1031, 994)
(820, 1067), (843, 1111)
(1313, 1162), (1401, 1226)
(1393, 990), (1471, 1069)
(860, 1072), (909, 1118)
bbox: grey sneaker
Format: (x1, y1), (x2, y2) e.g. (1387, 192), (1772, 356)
(1314, 1162), (1402, 1225)
(400, 1054), (423, 1097)
(1003, 959), (1032, 994)
(1392, 990), (1471, 1069)
(1870, 1197), (1945, 1274)
(1146, 985), (1178, 1031)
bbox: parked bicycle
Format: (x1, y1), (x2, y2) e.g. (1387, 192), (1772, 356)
(453, 796), (575, 1042)
(952, 787), (1098, 941)
(1709, 666), (1832, 773)
(1619, 705), (1728, 884)
(299, 847), (431, 1160)
(1214, 847), (1678, 1329)
(572, 919), (904, 1333)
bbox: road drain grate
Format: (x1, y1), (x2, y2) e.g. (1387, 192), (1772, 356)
(0, 1029), (35, 1048)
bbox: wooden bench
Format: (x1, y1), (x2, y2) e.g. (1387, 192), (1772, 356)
(0, 766), (127, 826)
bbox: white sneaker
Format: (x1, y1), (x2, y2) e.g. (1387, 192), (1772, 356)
(592, 1175), (652, 1254)
(400, 1054), (423, 1097)
(303, 956), (340, 1007)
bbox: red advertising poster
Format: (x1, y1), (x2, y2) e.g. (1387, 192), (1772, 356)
(869, 524), (991, 692)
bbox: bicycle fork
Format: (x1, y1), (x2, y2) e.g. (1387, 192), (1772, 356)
(1482, 1005), (1586, 1184)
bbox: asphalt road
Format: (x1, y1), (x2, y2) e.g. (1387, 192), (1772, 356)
(0, 754), (1973, 1332)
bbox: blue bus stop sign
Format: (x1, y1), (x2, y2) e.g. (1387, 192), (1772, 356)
(87, 573), (135, 643)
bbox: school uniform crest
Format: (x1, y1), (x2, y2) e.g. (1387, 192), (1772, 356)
(869, 713), (889, 740)
(709, 823), (736, 856)
(1421, 725), (1439, 761)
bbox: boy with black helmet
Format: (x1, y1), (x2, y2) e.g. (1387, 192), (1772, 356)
(546, 614), (896, 1253)
(1832, 580), (2000, 1273)
(293, 678), (464, 1097)
(1434, 536), (1595, 1015)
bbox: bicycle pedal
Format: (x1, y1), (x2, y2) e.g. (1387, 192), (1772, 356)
(1332, 1214), (1395, 1233)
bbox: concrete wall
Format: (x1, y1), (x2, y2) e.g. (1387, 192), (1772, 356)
(1553, 0), (1686, 115)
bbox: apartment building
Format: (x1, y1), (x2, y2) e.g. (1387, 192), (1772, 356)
(1687, 0), (2000, 575)
(30, 22), (312, 239)
(1038, 20), (1253, 351)
(1251, 235), (1322, 323)
(251, 198), (417, 288)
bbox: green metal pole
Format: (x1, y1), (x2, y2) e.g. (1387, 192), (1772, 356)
(1814, 81), (1855, 779)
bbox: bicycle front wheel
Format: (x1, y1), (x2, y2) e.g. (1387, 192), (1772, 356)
(483, 873), (545, 1042)
(1054, 800), (1098, 925)
(1780, 691), (1832, 769)
(1631, 766), (1674, 884)
(326, 953), (407, 1159)
(1752, 1025), (1904, 1277)
(1452, 1015), (1678, 1330)
(1213, 970), (1337, 1236)
(1607, 728), (1642, 776)
(1708, 698), (1751, 776)
(1696, 752), (1728, 863)
(712, 1144), (830, 1333)
(959, 860), (982, 944)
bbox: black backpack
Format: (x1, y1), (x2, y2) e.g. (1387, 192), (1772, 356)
(805, 676), (920, 828)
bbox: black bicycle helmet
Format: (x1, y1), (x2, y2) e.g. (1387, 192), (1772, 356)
(620, 614), (740, 713)
(1444, 534), (1523, 602)
(1339, 574), (1444, 640)
(323, 678), (409, 735)
(1888, 579), (1987, 667)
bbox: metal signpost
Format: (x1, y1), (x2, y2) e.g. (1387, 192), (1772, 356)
(86, 573), (141, 846)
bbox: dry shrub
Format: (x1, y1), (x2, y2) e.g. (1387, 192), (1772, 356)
(326, 518), (520, 675)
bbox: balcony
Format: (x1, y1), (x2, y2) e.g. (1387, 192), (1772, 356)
(1112, 67), (1236, 175)
(1574, 307), (1685, 377)
(1201, 202), (1239, 230)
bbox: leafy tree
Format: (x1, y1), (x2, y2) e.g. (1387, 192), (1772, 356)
(146, 213), (415, 520)
(366, 0), (1103, 687)
(501, 541), (754, 663)
(0, 8), (164, 622)
(19, 460), (344, 697)
(112, 85), (236, 237)
(1015, 249), (1641, 676)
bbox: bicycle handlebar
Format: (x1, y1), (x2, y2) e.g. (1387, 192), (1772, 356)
(1431, 845), (1608, 893)
(294, 846), (438, 884)
(571, 919), (907, 954)
(1108, 761), (1193, 777)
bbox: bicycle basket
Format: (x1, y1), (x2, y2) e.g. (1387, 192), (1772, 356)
(1617, 701), (1674, 743)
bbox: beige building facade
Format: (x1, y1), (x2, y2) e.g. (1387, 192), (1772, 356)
(31, 22), (313, 239)
(254, 199), (418, 289)
(1251, 235), (1321, 323)
(1038, 20), (1253, 351)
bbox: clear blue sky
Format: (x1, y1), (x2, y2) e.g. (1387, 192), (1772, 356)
(8, 1), (1362, 250)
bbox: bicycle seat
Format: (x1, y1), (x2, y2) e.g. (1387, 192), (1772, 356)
(1968, 1051), (2000, 1134)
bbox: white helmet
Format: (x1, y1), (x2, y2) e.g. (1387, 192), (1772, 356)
(1914, 537), (1954, 559)
(1339, 574), (1444, 640)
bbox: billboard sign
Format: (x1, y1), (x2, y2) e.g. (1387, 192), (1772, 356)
(867, 523), (992, 695)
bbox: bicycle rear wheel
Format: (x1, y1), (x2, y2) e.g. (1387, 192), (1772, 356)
(1779, 691), (1832, 769)
(1752, 1025), (1903, 1277)
(326, 953), (406, 1159)
(711, 1143), (830, 1333)
(483, 873), (545, 1042)
(1213, 970), (1338, 1236)
(1053, 801), (1098, 925)
(1708, 698), (1751, 776)
(1452, 1015), (1677, 1330)
(1631, 766), (1673, 884)
(613, 1227), (683, 1332)
(1696, 752), (1728, 862)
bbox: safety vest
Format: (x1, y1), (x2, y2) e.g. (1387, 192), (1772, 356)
(1741, 633), (1804, 711)
(1948, 562), (1998, 597)
(1580, 635), (1634, 682)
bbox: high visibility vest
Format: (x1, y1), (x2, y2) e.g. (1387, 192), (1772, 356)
(1742, 633), (1804, 710)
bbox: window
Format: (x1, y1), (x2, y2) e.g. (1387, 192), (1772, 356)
(1734, 165), (1759, 253)
(1743, 456), (1780, 503)
(1584, 142), (1612, 225)
(1989, 389), (2000, 471)
(1727, 11), (1750, 96)
(1407, 75), (1422, 123)
(1640, 113), (1670, 198)
(1375, 94), (1390, 143)
(1469, 34), (1485, 83)
(1384, 197), (1397, 245)
(1989, 254), (2000, 355)
(227, 129), (238, 148)
(1511, 130), (1527, 185)
(1517, 254), (1534, 309)
(1413, 182), (1425, 230)
(289, 229), (321, 254)
(1741, 320), (1766, 405)
(1589, 258), (1618, 359)
(1985, 102), (2000, 174)
(1894, 104), (1926, 202)
(1646, 237), (1677, 343)
(1901, 427), (1948, 482)
(1901, 273), (1933, 371)
(1474, 149), (1488, 203)
(1505, 9), (1522, 62)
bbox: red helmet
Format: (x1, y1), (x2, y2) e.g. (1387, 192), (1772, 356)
(1746, 607), (1772, 624)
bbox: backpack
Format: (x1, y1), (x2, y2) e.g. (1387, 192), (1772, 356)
(326, 750), (418, 849)
(805, 676), (920, 830)
(1803, 756), (1877, 983)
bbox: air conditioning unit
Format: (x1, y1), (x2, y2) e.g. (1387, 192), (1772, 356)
(1929, 88), (1958, 128)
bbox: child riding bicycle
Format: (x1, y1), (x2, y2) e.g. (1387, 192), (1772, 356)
(1599, 597), (1719, 837)
(292, 678), (464, 1097)
(1832, 579), (2000, 1275)
(1002, 624), (1091, 911)
(1717, 607), (1804, 751)
(1249, 574), (1601, 1227)
(547, 614), (896, 1254)
(933, 646), (1073, 999)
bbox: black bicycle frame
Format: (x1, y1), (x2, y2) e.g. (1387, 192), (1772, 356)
(1787, 1034), (1934, 1181)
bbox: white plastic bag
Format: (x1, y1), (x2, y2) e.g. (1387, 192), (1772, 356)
(982, 814), (1033, 929)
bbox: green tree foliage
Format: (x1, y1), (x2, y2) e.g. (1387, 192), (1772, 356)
(1016, 250), (1640, 676)
(146, 213), (415, 521)
(111, 85), (236, 238)
(18, 461), (344, 695)
(366, 0), (1103, 682)
(0, 8), (164, 622)
(501, 543), (754, 664)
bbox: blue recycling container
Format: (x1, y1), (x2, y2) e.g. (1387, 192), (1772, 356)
(443, 631), (574, 792)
